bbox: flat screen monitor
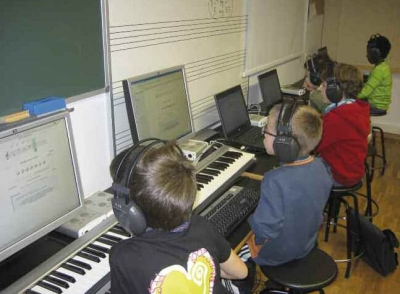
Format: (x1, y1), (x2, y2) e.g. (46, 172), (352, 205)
(0, 112), (84, 263)
(257, 69), (283, 114)
(122, 66), (193, 144)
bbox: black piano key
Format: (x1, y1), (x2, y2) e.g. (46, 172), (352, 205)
(97, 237), (117, 247)
(67, 258), (92, 270)
(88, 243), (110, 254)
(196, 174), (213, 181)
(61, 263), (86, 275)
(217, 157), (235, 164)
(196, 177), (210, 184)
(25, 290), (41, 294)
(44, 276), (70, 289)
(111, 227), (131, 237)
(197, 183), (204, 190)
(201, 168), (221, 176)
(51, 271), (76, 283)
(103, 233), (123, 243)
(37, 281), (62, 294)
(209, 162), (229, 170)
(82, 247), (107, 258)
(77, 251), (101, 263)
(224, 151), (242, 159)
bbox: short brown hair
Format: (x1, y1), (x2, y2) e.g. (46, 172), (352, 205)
(321, 63), (363, 99)
(110, 142), (197, 231)
(269, 103), (323, 156)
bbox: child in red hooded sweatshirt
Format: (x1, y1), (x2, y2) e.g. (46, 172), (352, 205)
(316, 63), (370, 187)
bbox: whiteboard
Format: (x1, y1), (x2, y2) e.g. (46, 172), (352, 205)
(244, 0), (308, 77)
(108, 0), (248, 154)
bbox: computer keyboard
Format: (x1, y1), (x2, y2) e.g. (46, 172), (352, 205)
(238, 126), (263, 144)
(200, 186), (260, 237)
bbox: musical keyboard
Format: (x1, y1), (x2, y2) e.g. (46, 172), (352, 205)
(193, 144), (256, 213)
(4, 144), (255, 294)
(3, 217), (123, 294)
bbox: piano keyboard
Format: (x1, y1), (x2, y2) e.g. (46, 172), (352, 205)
(4, 145), (255, 294)
(3, 217), (123, 294)
(193, 145), (256, 213)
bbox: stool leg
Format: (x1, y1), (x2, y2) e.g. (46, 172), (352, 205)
(377, 127), (386, 175)
(372, 126), (387, 176)
(324, 197), (338, 242)
(364, 162), (373, 221)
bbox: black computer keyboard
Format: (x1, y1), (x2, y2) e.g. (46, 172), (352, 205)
(200, 186), (260, 237)
(238, 127), (263, 144)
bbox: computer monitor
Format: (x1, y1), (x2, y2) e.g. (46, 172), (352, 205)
(122, 66), (193, 144)
(0, 112), (84, 263)
(257, 69), (283, 114)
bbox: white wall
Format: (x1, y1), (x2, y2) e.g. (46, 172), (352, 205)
(67, 92), (113, 198)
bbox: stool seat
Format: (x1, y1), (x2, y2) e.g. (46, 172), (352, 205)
(370, 110), (387, 116)
(260, 248), (337, 293)
(331, 181), (362, 194)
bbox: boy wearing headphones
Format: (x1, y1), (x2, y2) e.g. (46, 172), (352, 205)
(303, 52), (333, 113)
(109, 142), (248, 294)
(316, 63), (370, 187)
(246, 100), (332, 266)
(358, 34), (392, 115)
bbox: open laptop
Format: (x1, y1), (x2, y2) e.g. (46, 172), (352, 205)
(214, 85), (265, 151)
(257, 69), (307, 115)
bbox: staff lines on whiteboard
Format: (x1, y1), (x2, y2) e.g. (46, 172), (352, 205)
(186, 61), (244, 83)
(185, 51), (245, 72)
(110, 29), (246, 52)
(110, 21), (247, 40)
(110, 16), (247, 30)
(186, 49), (244, 66)
(185, 56), (244, 76)
(110, 25), (246, 44)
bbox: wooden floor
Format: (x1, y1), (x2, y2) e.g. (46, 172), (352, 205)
(252, 134), (400, 294)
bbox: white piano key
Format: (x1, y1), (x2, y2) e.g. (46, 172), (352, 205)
(104, 230), (130, 240)
(193, 147), (255, 209)
(30, 285), (58, 294)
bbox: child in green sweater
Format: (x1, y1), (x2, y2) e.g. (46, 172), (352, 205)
(359, 34), (392, 115)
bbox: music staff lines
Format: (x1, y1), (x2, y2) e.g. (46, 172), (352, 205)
(186, 61), (245, 82)
(110, 16), (247, 32)
(110, 29), (246, 52)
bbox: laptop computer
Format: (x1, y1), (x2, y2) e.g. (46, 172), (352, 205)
(214, 85), (265, 151)
(257, 69), (307, 115)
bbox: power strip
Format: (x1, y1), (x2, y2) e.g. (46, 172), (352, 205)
(249, 114), (268, 128)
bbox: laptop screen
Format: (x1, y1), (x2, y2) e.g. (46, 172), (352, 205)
(215, 85), (250, 137)
(258, 69), (283, 113)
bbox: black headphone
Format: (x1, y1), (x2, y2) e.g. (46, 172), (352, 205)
(273, 97), (300, 163)
(325, 62), (343, 104)
(367, 34), (382, 64)
(306, 55), (322, 86)
(111, 138), (168, 236)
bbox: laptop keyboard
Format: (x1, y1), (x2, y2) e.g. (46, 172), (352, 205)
(236, 127), (264, 146)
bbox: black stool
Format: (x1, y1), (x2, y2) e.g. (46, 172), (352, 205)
(368, 112), (387, 179)
(259, 248), (338, 294)
(324, 182), (363, 278)
(361, 161), (379, 220)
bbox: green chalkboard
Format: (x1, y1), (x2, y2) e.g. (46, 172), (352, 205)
(0, 0), (105, 117)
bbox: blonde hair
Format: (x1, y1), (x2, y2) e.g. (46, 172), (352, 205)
(269, 103), (323, 156)
(321, 63), (363, 99)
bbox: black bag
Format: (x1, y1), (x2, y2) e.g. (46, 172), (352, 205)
(356, 211), (399, 276)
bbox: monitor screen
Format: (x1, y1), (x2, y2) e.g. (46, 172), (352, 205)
(215, 85), (249, 137)
(257, 69), (283, 113)
(0, 112), (84, 263)
(123, 66), (193, 144)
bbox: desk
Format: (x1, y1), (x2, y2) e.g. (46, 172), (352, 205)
(0, 150), (276, 292)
